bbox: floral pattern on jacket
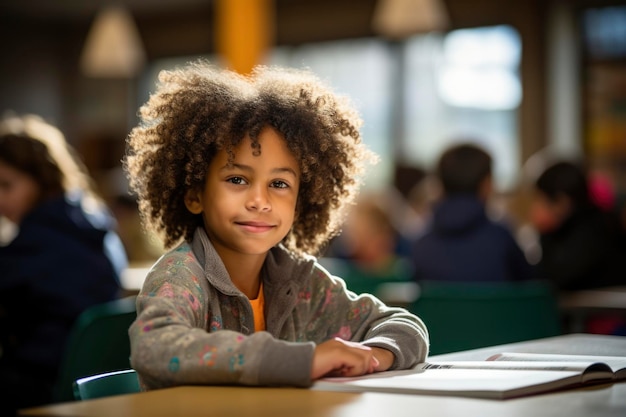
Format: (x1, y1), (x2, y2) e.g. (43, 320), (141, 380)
(129, 228), (429, 389)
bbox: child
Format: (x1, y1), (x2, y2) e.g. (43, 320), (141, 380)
(125, 61), (429, 390)
(530, 160), (626, 291)
(409, 142), (533, 283)
(0, 113), (126, 412)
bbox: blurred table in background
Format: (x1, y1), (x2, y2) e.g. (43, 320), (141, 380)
(119, 266), (151, 296)
(559, 286), (626, 333)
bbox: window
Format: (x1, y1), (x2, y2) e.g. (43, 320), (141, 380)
(268, 39), (395, 188)
(403, 25), (522, 191)
(142, 25), (522, 192)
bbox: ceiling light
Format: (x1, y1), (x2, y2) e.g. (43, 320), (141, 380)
(80, 6), (146, 78)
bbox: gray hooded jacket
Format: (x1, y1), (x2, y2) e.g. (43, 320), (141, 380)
(130, 227), (429, 390)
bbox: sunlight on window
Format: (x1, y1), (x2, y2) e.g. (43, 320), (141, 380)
(404, 25), (522, 192)
(439, 68), (520, 110)
(268, 39), (395, 188)
(438, 26), (521, 110)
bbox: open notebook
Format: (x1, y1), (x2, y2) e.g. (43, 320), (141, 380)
(313, 352), (626, 400)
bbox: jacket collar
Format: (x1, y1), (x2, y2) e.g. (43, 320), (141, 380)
(190, 227), (316, 295)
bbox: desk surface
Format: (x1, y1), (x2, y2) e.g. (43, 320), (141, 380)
(19, 334), (626, 417)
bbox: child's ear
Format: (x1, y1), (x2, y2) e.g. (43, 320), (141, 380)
(184, 189), (204, 214)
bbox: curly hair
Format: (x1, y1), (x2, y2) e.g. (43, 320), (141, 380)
(124, 61), (377, 256)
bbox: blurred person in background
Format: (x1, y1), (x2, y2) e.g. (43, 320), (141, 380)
(323, 191), (414, 296)
(391, 164), (436, 249)
(102, 167), (164, 265)
(529, 159), (626, 291)
(409, 142), (533, 283)
(0, 113), (126, 414)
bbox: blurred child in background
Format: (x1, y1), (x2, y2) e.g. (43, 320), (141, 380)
(0, 113), (126, 413)
(529, 160), (626, 291)
(410, 142), (533, 283)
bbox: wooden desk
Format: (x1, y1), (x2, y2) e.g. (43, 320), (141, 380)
(19, 334), (626, 417)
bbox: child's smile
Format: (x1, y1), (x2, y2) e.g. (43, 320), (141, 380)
(185, 126), (300, 262)
(235, 220), (276, 234)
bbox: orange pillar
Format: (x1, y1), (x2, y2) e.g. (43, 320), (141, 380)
(215, 0), (275, 75)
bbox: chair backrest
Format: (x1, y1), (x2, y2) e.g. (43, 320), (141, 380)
(73, 369), (140, 400)
(318, 257), (415, 305)
(53, 295), (137, 402)
(410, 280), (562, 355)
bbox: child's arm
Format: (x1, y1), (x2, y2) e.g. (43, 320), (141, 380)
(304, 264), (429, 373)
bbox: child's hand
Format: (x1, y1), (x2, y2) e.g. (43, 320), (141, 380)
(370, 347), (395, 372)
(311, 337), (380, 379)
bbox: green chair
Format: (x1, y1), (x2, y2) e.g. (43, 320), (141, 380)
(53, 295), (138, 402)
(318, 257), (416, 306)
(73, 369), (141, 400)
(410, 280), (562, 355)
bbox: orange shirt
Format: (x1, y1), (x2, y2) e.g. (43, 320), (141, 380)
(248, 282), (266, 332)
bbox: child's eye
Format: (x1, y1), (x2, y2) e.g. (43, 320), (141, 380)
(271, 180), (289, 189)
(227, 177), (247, 185)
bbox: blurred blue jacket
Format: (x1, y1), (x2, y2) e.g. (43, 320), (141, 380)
(410, 195), (533, 283)
(0, 192), (126, 387)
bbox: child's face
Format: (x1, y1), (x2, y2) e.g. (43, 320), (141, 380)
(529, 190), (571, 234)
(0, 160), (41, 224)
(185, 127), (300, 260)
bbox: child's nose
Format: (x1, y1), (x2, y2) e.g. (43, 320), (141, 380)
(246, 185), (271, 211)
